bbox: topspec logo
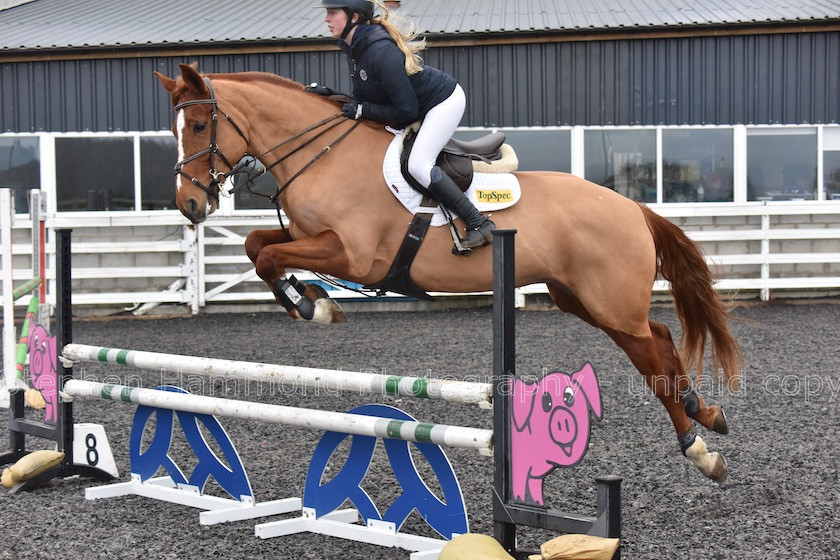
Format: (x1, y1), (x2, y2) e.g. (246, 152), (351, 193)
(477, 189), (513, 203)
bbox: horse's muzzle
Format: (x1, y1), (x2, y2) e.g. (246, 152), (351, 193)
(180, 196), (213, 224)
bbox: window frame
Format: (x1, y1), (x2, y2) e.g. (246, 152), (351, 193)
(3, 124), (839, 217)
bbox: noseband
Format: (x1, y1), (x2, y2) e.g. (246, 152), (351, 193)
(173, 77), (248, 205)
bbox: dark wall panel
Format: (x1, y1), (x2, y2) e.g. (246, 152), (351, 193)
(1, 32), (838, 132)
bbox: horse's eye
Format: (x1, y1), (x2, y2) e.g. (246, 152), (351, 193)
(192, 122), (207, 133)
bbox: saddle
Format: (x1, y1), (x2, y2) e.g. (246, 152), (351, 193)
(399, 129), (509, 194)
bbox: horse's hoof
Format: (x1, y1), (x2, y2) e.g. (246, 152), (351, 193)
(684, 435), (728, 483)
(303, 283), (347, 324)
(712, 407), (729, 435)
(707, 452), (728, 484)
(312, 297), (347, 324)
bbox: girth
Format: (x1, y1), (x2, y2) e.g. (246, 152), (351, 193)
(364, 195), (438, 301)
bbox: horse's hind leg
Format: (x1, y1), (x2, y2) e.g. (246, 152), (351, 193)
(546, 282), (727, 482)
(613, 328), (728, 483)
(649, 321), (729, 435)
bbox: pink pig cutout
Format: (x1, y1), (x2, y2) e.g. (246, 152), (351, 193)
(510, 362), (603, 505)
(27, 323), (59, 424)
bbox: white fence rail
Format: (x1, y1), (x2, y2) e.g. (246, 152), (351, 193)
(2, 199), (839, 315)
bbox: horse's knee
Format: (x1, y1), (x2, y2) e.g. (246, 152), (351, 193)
(245, 231), (265, 264)
(254, 250), (282, 284)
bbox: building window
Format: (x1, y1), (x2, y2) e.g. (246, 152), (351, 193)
(662, 129), (734, 203)
(141, 136), (177, 210)
(454, 129), (571, 172)
(55, 137), (135, 211)
(584, 130), (656, 203)
(824, 128), (840, 201)
(0, 136), (40, 213)
(499, 130), (571, 172)
(747, 128), (817, 201)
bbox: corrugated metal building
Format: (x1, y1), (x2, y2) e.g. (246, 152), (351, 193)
(1, 0), (840, 310)
(1, 0), (839, 131)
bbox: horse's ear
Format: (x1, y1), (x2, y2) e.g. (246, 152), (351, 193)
(153, 71), (177, 93)
(179, 63), (207, 94)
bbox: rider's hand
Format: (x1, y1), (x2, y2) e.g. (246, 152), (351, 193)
(342, 101), (362, 120)
(305, 83), (338, 96)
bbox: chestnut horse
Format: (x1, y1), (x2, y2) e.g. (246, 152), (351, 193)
(155, 64), (741, 483)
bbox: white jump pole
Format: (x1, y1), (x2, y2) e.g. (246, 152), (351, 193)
(1, 189), (16, 404)
(62, 344), (493, 407)
(63, 380), (494, 454)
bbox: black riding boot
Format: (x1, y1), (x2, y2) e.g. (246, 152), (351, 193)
(427, 166), (496, 249)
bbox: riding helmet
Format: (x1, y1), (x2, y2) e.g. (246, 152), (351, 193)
(321, 0), (375, 23)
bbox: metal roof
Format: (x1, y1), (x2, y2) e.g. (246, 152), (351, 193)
(1, 0), (839, 52)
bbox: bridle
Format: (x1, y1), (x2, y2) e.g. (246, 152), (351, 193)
(172, 76), (360, 211)
(173, 77), (248, 206)
(170, 74), (377, 299)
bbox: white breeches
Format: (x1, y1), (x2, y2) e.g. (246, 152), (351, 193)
(406, 84), (466, 188)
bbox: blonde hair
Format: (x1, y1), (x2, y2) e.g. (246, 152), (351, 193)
(370, 1), (426, 76)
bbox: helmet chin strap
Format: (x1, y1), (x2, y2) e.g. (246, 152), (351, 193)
(340, 9), (359, 40)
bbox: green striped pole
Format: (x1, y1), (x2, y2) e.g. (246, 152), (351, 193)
(62, 344), (493, 407)
(11, 277), (41, 302)
(63, 380), (493, 453)
(14, 295), (39, 380)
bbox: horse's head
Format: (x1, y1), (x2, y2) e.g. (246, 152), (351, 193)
(155, 64), (249, 224)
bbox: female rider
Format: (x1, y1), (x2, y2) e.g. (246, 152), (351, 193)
(312, 0), (495, 250)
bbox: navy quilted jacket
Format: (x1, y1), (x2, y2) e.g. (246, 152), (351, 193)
(338, 24), (457, 128)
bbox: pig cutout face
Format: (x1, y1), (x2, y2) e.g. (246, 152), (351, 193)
(28, 323), (59, 424)
(510, 363), (602, 505)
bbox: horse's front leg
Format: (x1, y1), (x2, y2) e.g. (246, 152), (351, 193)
(250, 229), (350, 324)
(245, 228), (292, 265)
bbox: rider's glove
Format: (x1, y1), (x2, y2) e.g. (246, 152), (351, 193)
(305, 83), (339, 96)
(342, 101), (363, 120)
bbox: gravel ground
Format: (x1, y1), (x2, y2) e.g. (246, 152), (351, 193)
(1, 301), (839, 559)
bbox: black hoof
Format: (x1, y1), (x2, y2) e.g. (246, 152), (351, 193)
(712, 407), (730, 435)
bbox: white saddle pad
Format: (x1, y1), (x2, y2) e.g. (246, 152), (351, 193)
(382, 132), (520, 227)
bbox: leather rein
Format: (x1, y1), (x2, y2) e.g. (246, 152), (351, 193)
(173, 76), (360, 210)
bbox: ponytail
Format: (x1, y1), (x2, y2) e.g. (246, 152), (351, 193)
(370, 1), (426, 76)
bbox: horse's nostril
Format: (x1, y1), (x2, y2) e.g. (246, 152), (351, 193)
(188, 199), (199, 217)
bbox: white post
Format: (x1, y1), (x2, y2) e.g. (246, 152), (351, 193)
(1, 188), (16, 405)
(190, 224), (201, 313)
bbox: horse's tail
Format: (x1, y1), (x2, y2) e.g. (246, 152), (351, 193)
(639, 204), (742, 386)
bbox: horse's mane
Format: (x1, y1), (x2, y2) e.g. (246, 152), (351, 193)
(208, 71), (305, 91)
(171, 70), (305, 99)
